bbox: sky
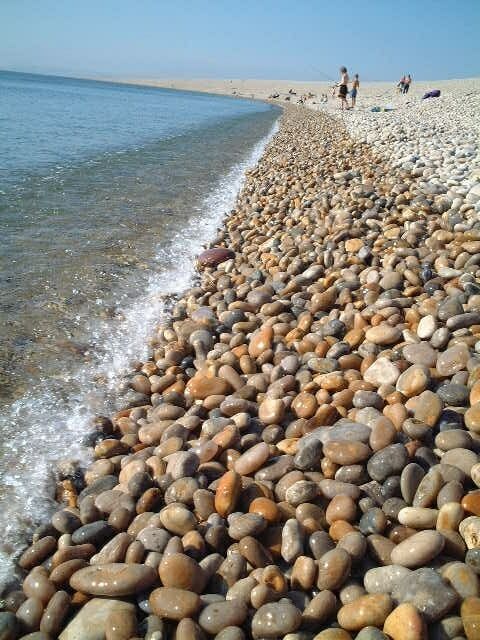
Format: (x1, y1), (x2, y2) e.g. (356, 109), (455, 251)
(0, 0), (479, 81)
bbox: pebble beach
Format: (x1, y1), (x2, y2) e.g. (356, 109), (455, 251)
(2, 81), (480, 640)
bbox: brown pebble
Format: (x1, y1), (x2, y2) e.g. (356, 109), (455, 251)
(461, 596), (480, 640)
(215, 470), (242, 517)
(40, 590), (71, 636)
(105, 608), (138, 640)
(317, 548), (351, 590)
(337, 593), (393, 631)
(19, 537), (57, 571)
(159, 553), (205, 593)
(383, 602), (426, 640)
(149, 587), (201, 621)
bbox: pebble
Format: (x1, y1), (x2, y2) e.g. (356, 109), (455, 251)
(413, 469), (444, 507)
(403, 342), (438, 367)
(174, 618), (205, 640)
(364, 358), (400, 386)
(215, 470), (242, 517)
(215, 628), (246, 640)
(364, 565), (412, 594)
(401, 464), (425, 504)
(234, 443), (270, 475)
(392, 568), (459, 622)
(313, 631), (352, 640)
(431, 616), (464, 640)
(302, 590), (337, 628)
(323, 441), (371, 465)
(437, 344), (470, 377)
(435, 429), (472, 451)
(390, 530), (445, 567)
(460, 516), (480, 549)
(465, 402), (480, 433)
(462, 491), (480, 516)
(58, 598), (136, 640)
(105, 608), (137, 640)
(413, 390), (443, 426)
(355, 628), (389, 640)
(39, 590), (71, 636)
(396, 365), (430, 397)
(149, 587), (201, 621)
(441, 562), (479, 599)
(442, 448), (478, 476)
(337, 594), (393, 631)
(159, 503), (197, 535)
(437, 383), (470, 406)
(398, 506), (439, 529)
(383, 603), (426, 640)
(367, 444), (408, 482)
(159, 553), (205, 593)
(0, 612), (19, 640)
(19, 537), (57, 571)
(461, 596), (480, 640)
(259, 398), (285, 425)
(251, 601), (302, 638)
(281, 518), (305, 562)
(197, 247), (235, 267)
(466, 548), (480, 575)
(417, 315), (437, 339)
(198, 600), (248, 634)
(365, 325), (402, 345)
(317, 549), (351, 590)
(69, 563), (157, 596)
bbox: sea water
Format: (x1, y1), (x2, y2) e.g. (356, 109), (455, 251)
(0, 70), (280, 589)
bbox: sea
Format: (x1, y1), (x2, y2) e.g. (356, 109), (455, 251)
(0, 70), (280, 589)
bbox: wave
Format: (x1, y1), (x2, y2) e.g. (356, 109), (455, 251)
(0, 117), (279, 592)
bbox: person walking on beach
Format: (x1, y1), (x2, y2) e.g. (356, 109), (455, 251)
(403, 74), (412, 94)
(337, 66), (349, 110)
(397, 75), (405, 93)
(350, 74), (360, 107)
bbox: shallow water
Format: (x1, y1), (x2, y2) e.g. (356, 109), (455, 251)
(0, 70), (280, 589)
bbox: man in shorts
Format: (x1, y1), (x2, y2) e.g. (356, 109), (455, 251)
(337, 66), (349, 110)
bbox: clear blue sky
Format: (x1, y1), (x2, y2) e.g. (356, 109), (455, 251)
(1, 0), (478, 81)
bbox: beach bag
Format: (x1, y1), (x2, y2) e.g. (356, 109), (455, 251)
(423, 89), (441, 99)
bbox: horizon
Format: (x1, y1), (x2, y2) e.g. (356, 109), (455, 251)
(1, 0), (479, 82)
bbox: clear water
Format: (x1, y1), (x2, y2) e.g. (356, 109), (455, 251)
(0, 70), (280, 590)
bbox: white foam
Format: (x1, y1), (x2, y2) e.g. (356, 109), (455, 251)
(0, 118), (279, 592)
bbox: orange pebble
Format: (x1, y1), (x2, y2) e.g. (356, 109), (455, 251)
(462, 491), (480, 516)
(249, 497), (280, 524)
(329, 520), (355, 541)
(215, 470), (242, 517)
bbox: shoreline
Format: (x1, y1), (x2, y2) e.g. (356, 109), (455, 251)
(2, 97), (480, 638)
(0, 99), (280, 592)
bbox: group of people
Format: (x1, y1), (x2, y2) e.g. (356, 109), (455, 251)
(397, 74), (412, 94)
(267, 67), (413, 110)
(333, 67), (360, 110)
(333, 67), (413, 110)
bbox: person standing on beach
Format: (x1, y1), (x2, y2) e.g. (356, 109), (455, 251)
(397, 75), (405, 93)
(403, 74), (412, 94)
(337, 66), (349, 110)
(350, 74), (360, 107)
